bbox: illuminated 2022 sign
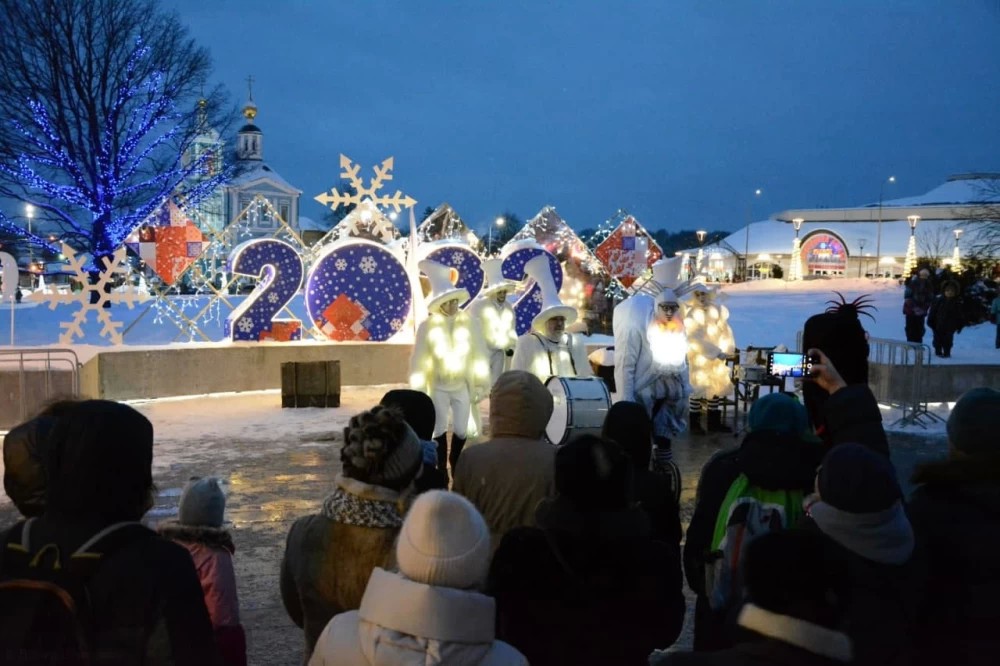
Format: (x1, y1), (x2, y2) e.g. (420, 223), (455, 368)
(225, 237), (562, 343)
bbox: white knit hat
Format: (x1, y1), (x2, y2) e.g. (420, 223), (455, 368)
(396, 490), (491, 590)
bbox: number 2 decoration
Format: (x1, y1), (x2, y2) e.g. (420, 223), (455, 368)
(501, 243), (563, 335)
(225, 239), (303, 341)
(225, 237), (562, 343)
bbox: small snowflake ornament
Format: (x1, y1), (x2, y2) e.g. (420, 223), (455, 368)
(360, 255), (377, 274)
(335, 258), (347, 271)
(237, 316), (254, 334)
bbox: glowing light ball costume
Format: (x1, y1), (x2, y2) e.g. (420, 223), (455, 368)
(613, 257), (692, 457)
(511, 254), (591, 382)
(410, 259), (491, 475)
(684, 282), (736, 433)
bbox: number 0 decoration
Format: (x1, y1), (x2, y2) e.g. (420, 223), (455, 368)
(305, 240), (412, 341)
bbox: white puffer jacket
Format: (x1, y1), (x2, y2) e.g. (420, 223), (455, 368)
(309, 568), (526, 666)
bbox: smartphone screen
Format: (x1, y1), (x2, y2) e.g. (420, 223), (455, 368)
(767, 352), (811, 378)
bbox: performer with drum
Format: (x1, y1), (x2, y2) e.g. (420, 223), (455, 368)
(613, 256), (692, 467)
(511, 254), (592, 382)
(410, 259), (492, 480)
(467, 258), (518, 387)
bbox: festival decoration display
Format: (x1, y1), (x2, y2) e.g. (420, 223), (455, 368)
(500, 240), (563, 335)
(321, 199), (400, 245)
(124, 199), (211, 286)
(304, 240), (412, 341)
(314, 155), (416, 213)
(592, 211), (663, 288)
(508, 206), (616, 333)
(421, 242), (484, 309)
(225, 239), (303, 342)
(27, 243), (149, 344)
(417, 203), (479, 247)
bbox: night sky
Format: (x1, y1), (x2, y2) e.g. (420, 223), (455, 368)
(162, 0), (1000, 234)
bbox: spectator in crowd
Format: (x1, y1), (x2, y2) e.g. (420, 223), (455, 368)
(656, 530), (853, 666)
(379, 389), (448, 492)
(602, 400), (682, 544)
(805, 348), (889, 457)
(803, 444), (918, 666)
(684, 392), (822, 651)
(802, 296), (889, 456)
(2, 400), (77, 518)
(903, 267), (934, 343)
(927, 279), (964, 358)
(488, 434), (685, 666)
(452, 370), (555, 546)
(909, 387), (1000, 666)
(158, 477), (247, 666)
(0, 400), (220, 664)
(281, 405), (423, 662)
(308, 491), (526, 666)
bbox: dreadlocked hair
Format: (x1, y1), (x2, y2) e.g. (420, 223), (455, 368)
(824, 292), (877, 321)
(341, 404), (410, 486)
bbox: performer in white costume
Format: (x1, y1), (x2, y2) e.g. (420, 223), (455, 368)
(613, 256), (691, 466)
(683, 281), (736, 434)
(467, 258), (518, 387)
(410, 259), (491, 478)
(511, 254), (591, 382)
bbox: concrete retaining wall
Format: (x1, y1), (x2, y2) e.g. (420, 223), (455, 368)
(0, 370), (77, 429)
(79, 343), (414, 401)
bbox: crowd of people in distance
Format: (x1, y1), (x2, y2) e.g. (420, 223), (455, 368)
(2, 306), (999, 665)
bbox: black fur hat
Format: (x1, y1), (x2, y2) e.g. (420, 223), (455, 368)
(802, 293), (875, 436)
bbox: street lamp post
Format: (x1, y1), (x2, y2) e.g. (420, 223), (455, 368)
(24, 204), (35, 288)
(790, 218), (804, 281)
(696, 229), (707, 272)
(952, 228), (963, 272)
(905, 215), (920, 276)
(874, 175), (895, 275)
(743, 188), (762, 281)
(857, 238), (867, 277)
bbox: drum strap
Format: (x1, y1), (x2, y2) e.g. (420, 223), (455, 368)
(532, 332), (577, 377)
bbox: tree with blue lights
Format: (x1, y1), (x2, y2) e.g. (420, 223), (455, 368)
(0, 0), (231, 271)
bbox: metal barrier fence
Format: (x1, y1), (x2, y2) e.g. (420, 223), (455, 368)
(866, 337), (943, 428)
(0, 348), (81, 425)
(795, 332), (942, 428)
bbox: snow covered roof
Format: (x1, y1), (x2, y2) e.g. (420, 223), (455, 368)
(417, 203), (479, 244)
(776, 174), (1000, 223)
(227, 162), (301, 194)
(297, 215), (329, 233)
(508, 205), (607, 275)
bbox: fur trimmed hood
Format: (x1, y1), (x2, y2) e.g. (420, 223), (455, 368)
(157, 521), (235, 553)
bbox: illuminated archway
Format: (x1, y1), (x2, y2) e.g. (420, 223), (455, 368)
(801, 231), (849, 275)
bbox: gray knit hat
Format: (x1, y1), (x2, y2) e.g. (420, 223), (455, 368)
(947, 388), (1000, 456)
(179, 477), (226, 528)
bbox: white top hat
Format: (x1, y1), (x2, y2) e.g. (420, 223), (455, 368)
(524, 254), (577, 332)
(419, 259), (469, 313)
(650, 256), (684, 292)
(479, 258), (518, 296)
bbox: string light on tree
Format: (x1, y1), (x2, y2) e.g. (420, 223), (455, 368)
(905, 215), (920, 276)
(789, 218), (804, 281)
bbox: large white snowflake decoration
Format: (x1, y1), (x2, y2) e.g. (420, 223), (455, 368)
(29, 243), (149, 344)
(315, 155), (417, 212)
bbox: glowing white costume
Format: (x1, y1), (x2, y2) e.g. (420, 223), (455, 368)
(467, 259), (518, 387)
(684, 288), (736, 399)
(613, 257), (691, 440)
(509, 254), (590, 382)
(410, 310), (491, 438)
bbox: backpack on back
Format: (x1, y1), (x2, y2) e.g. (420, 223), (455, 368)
(0, 519), (149, 665)
(704, 473), (805, 611)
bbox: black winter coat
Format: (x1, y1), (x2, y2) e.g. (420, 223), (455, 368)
(821, 384), (889, 458)
(927, 295), (964, 336)
(635, 466), (683, 547)
(487, 496), (685, 666)
(799, 517), (920, 666)
(6, 516), (221, 665)
(2, 415), (58, 517)
(908, 457), (1000, 666)
(683, 430), (823, 651)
